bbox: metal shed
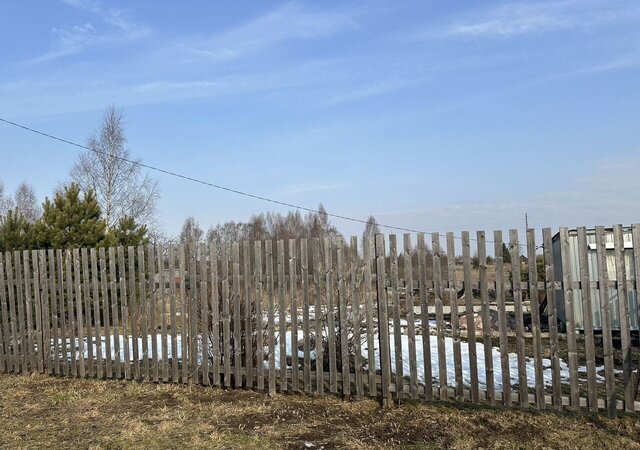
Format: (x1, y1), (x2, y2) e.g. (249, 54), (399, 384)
(552, 227), (639, 332)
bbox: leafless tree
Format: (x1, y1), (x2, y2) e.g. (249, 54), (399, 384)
(70, 105), (159, 229)
(206, 220), (247, 259)
(245, 214), (269, 242)
(14, 182), (41, 223)
(363, 215), (380, 239)
(0, 182), (14, 217)
(305, 204), (340, 242)
(180, 216), (203, 243)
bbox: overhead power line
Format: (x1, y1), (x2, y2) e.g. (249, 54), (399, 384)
(0, 116), (511, 246)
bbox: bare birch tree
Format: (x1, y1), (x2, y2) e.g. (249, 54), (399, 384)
(14, 182), (41, 223)
(70, 105), (159, 229)
(0, 182), (14, 217)
(363, 215), (380, 238)
(180, 216), (203, 243)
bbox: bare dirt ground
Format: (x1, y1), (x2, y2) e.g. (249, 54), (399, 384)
(1, 374), (639, 449)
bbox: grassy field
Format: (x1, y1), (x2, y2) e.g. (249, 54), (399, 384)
(0, 374), (639, 449)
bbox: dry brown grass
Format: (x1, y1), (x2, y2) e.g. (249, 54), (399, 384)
(0, 373), (639, 449)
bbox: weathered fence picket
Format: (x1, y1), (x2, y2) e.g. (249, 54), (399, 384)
(576, 227), (597, 412)
(595, 226), (616, 418)
(403, 234), (418, 400)
(351, 236), (364, 399)
(495, 231), (510, 406)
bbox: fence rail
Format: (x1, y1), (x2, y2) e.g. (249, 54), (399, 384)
(0, 226), (639, 419)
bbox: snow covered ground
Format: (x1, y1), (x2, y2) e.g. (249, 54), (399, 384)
(54, 328), (613, 394)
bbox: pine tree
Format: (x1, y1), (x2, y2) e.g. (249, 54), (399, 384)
(106, 215), (149, 247)
(0, 209), (35, 252)
(34, 183), (107, 249)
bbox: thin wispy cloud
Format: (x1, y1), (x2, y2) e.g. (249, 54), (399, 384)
(323, 79), (417, 106)
(441, 0), (639, 38)
(182, 3), (357, 61)
(0, 59), (343, 118)
(30, 0), (152, 63)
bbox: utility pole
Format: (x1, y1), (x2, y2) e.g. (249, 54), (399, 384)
(525, 212), (529, 231)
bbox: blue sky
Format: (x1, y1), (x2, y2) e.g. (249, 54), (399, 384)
(0, 0), (639, 239)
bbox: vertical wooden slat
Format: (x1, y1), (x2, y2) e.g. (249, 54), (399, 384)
(0, 255), (5, 373)
(80, 249), (92, 377)
(509, 230), (527, 408)
(432, 233), (447, 401)
(363, 235), (376, 397)
(32, 250), (44, 374)
(312, 238), (324, 395)
(265, 240), (276, 395)
(14, 251), (27, 374)
(559, 228), (579, 410)
(90, 249), (101, 379)
(244, 241), (253, 389)
(389, 235), (403, 398)
(0, 255), (11, 372)
(220, 242), (232, 387)
(277, 240), (287, 391)
(49, 253), (64, 378)
(447, 232), (463, 402)
(39, 250), (51, 374)
(542, 228), (562, 410)
(48, 250), (60, 376)
(0, 282), (4, 374)
(119, 247), (130, 380)
(0, 263), (4, 373)
(289, 239), (299, 392)
(137, 245), (149, 382)
(613, 224), (633, 412)
(324, 237), (337, 394)
(188, 242), (198, 384)
(108, 247), (121, 379)
(23, 251), (36, 373)
(301, 239), (311, 393)
(147, 244), (158, 383)
(253, 241), (263, 391)
(477, 231), (494, 405)
(232, 242), (242, 388)
(595, 226), (616, 418)
(210, 242), (221, 387)
(577, 227), (597, 412)
(351, 236), (364, 400)
(222, 243), (232, 388)
(128, 246), (139, 381)
(375, 234), (391, 407)
(337, 238), (350, 398)
(526, 229), (544, 410)
(157, 245), (168, 383)
(65, 250), (77, 377)
(494, 231), (510, 405)
(6, 254), (20, 373)
(73, 249), (85, 378)
(178, 244), (188, 384)
(11, 253), (23, 374)
(18, 252), (30, 372)
(632, 224), (640, 410)
(417, 233), (433, 400)
(200, 242), (210, 386)
(58, 250), (69, 377)
(168, 245), (178, 383)
(403, 234), (418, 399)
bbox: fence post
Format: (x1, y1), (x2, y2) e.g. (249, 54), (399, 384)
(374, 234), (391, 407)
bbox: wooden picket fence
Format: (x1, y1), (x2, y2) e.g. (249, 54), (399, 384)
(0, 226), (638, 419)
